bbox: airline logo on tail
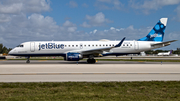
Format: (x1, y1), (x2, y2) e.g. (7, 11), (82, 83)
(150, 33), (162, 38)
(138, 18), (168, 42)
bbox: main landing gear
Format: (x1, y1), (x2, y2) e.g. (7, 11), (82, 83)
(26, 56), (30, 63)
(87, 55), (96, 63)
(87, 58), (96, 63)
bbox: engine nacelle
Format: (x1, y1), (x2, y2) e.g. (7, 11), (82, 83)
(65, 52), (83, 61)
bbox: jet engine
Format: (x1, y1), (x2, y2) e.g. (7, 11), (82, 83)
(65, 52), (83, 61)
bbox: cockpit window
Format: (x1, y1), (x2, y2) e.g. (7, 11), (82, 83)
(16, 45), (24, 47)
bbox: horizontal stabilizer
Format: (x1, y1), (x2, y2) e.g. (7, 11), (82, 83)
(151, 40), (177, 47)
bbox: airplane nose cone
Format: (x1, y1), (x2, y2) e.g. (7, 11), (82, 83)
(8, 50), (13, 55)
(8, 49), (16, 55)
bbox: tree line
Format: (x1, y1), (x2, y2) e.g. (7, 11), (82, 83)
(0, 44), (12, 54)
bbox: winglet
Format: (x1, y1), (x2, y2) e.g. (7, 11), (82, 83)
(115, 37), (126, 47)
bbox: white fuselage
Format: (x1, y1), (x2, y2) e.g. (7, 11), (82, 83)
(9, 40), (159, 57)
(157, 51), (171, 56)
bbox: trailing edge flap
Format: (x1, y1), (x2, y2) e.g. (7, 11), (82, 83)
(69, 37), (126, 54)
(151, 40), (177, 47)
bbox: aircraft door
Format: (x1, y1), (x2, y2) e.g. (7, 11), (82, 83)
(30, 42), (35, 52)
(80, 43), (83, 49)
(134, 41), (139, 50)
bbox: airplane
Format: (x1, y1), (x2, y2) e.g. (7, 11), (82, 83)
(157, 50), (173, 56)
(9, 18), (177, 63)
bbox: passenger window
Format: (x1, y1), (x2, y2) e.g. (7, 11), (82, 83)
(69, 45), (70, 47)
(76, 45), (78, 47)
(72, 45), (74, 47)
(88, 45), (90, 47)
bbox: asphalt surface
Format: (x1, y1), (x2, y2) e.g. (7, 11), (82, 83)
(0, 60), (180, 64)
(0, 60), (180, 82)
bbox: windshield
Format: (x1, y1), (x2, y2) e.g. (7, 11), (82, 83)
(16, 45), (24, 47)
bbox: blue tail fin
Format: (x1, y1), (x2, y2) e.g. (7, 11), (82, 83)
(138, 18), (168, 42)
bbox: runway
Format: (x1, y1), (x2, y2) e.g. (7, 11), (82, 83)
(1, 60), (180, 64)
(0, 60), (180, 82)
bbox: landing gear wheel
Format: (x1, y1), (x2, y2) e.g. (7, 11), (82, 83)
(87, 59), (90, 63)
(26, 57), (30, 63)
(87, 59), (96, 64)
(92, 59), (96, 63)
(26, 60), (30, 63)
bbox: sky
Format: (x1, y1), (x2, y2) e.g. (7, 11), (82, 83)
(0, 0), (180, 50)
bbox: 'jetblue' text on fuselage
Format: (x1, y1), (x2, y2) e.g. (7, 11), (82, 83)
(39, 43), (64, 50)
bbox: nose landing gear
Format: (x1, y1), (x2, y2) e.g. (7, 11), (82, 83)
(26, 56), (30, 63)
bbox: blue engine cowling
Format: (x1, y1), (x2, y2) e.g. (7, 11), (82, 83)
(65, 52), (83, 61)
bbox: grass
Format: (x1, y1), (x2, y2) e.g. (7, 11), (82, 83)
(0, 81), (180, 101)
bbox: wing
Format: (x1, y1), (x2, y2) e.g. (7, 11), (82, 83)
(68, 37), (126, 55)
